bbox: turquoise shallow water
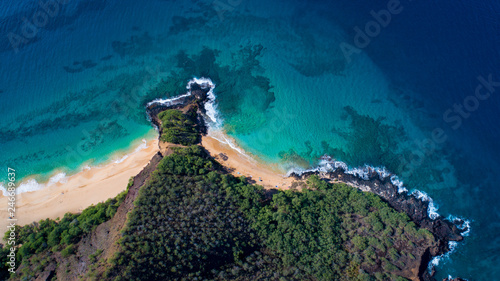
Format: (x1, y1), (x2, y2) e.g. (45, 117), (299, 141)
(1, 0), (499, 279)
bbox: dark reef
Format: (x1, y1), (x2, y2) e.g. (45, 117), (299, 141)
(290, 168), (464, 241)
(290, 168), (465, 281)
(146, 81), (211, 130)
(146, 81), (466, 281)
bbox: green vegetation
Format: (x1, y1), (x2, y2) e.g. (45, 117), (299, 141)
(158, 108), (200, 146)
(0, 246), (11, 280)
(1, 189), (127, 278)
(142, 45), (276, 135)
(106, 146), (264, 280)
(61, 244), (76, 258)
(246, 174), (434, 281)
(105, 143), (434, 280)
(3, 109), (436, 281)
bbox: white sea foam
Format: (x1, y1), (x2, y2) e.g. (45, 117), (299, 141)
(447, 215), (472, 237)
(429, 241), (458, 269)
(285, 156), (335, 176)
(0, 172), (69, 196)
(113, 139), (149, 164)
(148, 77), (250, 159)
(188, 77), (220, 128)
(204, 86), (220, 126)
(151, 76), (216, 110)
(411, 190), (440, 219)
(186, 78), (255, 160)
(208, 129), (250, 157)
(288, 156), (396, 184)
(148, 77), (220, 128)
(1, 179), (42, 195)
(444, 276), (469, 281)
(135, 139), (148, 151)
(146, 93), (191, 107)
(346, 166), (370, 180)
(374, 167), (391, 180)
(1, 138), (152, 197)
(390, 175), (408, 193)
(186, 78), (248, 157)
(47, 172), (68, 185)
(285, 156), (447, 220)
(114, 155), (129, 164)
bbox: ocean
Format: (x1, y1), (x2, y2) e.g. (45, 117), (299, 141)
(1, 0), (499, 279)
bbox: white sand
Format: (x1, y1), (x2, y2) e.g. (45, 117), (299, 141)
(0, 139), (159, 238)
(0, 134), (297, 242)
(202, 135), (294, 189)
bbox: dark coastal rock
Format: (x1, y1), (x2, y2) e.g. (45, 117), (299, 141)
(63, 59), (98, 73)
(100, 55), (113, 61)
(290, 167), (465, 281)
(145, 81), (211, 130)
(146, 81), (466, 281)
(293, 167), (464, 242)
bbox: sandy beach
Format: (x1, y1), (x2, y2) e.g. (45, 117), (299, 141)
(202, 135), (295, 189)
(0, 139), (159, 237)
(0, 134), (296, 241)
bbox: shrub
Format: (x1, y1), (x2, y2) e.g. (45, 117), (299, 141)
(158, 109), (200, 146)
(61, 244), (76, 257)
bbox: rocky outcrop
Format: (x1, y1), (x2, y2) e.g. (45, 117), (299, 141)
(293, 168), (463, 241)
(146, 82), (211, 130)
(60, 153), (163, 281)
(290, 167), (465, 281)
(145, 81), (466, 281)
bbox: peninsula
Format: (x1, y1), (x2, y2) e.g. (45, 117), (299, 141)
(0, 80), (466, 281)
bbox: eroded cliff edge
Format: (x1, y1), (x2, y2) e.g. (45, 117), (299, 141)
(145, 80), (466, 281)
(8, 80), (467, 281)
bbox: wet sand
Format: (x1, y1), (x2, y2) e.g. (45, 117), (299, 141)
(0, 134), (296, 241)
(202, 135), (294, 189)
(0, 139), (159, 238)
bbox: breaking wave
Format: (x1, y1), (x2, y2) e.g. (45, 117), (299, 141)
(146, 93), (192, 108)
(147, 78), (472, 276)
(1, 138), (151, 196)
(430, 241), (458, 269)
(0, 172), (67, 196)
(189, 77), (221, 129)
(285, 155), (465, 223)
(447, 215), (472, 237)
(147, 77), (250, 158)
(113, 139), (149, 164)
(286, 156), (411, 193)
(411, 190), (440, 220)
(188, 78), (251, 157)
(286, 154), (472, 277)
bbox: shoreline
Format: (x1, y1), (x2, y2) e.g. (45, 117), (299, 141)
(3, 78), (468, 280)
(202, 134), (295, 189)
(0, 138), (159, 239)
(1, 130), (158, 193)
(0, 132), (295, 241)
(145, 79), (468, 281)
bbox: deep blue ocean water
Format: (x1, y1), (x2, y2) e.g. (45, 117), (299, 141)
(1, 0), (499, 279)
